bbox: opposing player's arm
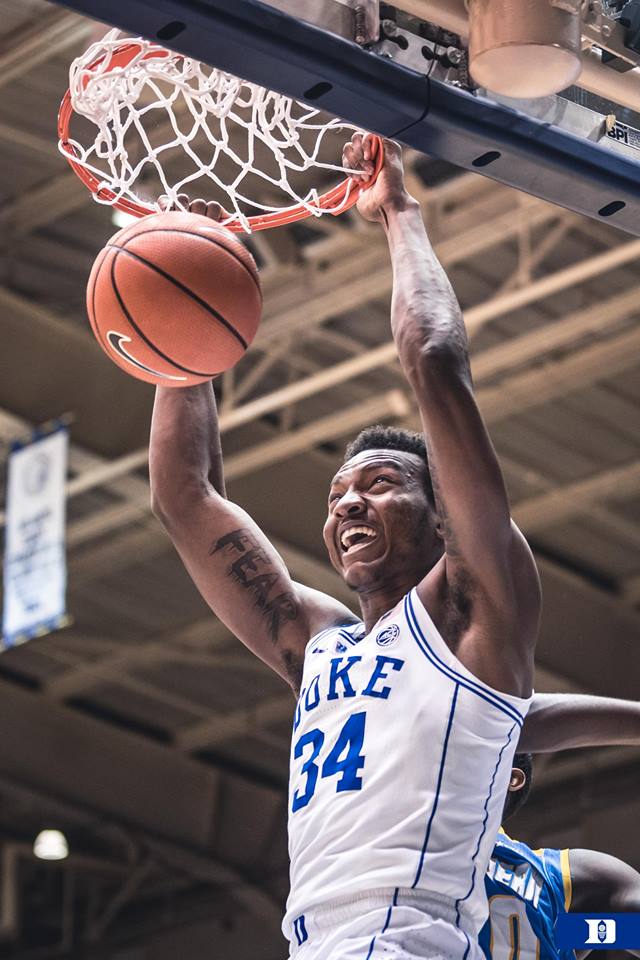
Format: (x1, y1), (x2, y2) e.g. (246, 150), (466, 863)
(149, 383), (355, 690)
(570, 849), (640, 958)
(519, 693), (640, 753)
(348, 136), (540, 679)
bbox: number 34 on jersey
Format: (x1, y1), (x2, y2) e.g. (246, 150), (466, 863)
(290, 653), (405, 813)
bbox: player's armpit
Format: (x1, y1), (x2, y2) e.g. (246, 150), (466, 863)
(156, 494), (350, 691)
(518, 694), (640, 753)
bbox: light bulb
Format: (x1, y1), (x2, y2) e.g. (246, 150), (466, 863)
(33, 830), (69, 861)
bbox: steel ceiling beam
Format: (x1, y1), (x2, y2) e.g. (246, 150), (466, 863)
(0, 8), (91, 89)
(0, 760), (281, 931)
(0, 677), (220, 849)
(514, 460), (640, 533)
(224, 389), (409, 480)
(623, 574), (640, 606)
(29, 234), (640, 506)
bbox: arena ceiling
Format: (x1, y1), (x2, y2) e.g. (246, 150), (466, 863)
(0, 2), (638, 957)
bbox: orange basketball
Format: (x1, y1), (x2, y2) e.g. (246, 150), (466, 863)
(86, 212), (262, 386)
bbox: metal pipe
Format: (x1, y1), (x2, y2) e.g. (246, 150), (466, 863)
(0, 846), (19, 941)
(467, 0), (582, 97)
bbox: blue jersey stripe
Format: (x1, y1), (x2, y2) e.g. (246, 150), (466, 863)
(412, 682), (459, 888)
(455, 722), (517, 924)
(405, 593), (524, 726)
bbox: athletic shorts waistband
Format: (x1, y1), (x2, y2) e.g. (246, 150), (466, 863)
(289, 887), (474, 936)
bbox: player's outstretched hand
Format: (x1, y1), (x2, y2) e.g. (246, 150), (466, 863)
(158, 194), (231, 221)
(343, 134), (411, 224)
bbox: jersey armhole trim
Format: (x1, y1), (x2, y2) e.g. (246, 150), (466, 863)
(561, 849), (572, 911)
(304, 620), (362, 652)
(405, 592), (525, 727)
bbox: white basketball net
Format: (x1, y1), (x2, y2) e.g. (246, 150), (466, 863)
(61, 30), (365, 232)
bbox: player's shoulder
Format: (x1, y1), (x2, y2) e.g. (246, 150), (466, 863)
(492, 831), (544, 871)
(294, 581), (360, 640)
(566, 848), (640, 913)
(492, 832), (571, 913)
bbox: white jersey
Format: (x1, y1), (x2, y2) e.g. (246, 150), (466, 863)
(284, 587), (531, 942)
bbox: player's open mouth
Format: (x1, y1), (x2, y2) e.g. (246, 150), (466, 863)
(339, 525), (378, 554)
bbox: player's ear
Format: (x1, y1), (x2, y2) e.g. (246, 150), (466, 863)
(508, 766), (527, 793)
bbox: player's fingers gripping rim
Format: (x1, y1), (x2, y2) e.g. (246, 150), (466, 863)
(342, 134), (363, 172)
(157, 194), (230, 222)
(205, 201), (232, 222)
(157, 192), (191, 212)
(343, 141), (373, 183)
(343, 134), (382, 184)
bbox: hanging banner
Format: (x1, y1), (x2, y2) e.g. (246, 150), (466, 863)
(2, 424), (69, 648)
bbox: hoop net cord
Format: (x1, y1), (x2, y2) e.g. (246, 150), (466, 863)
(58, 31), (383, 232)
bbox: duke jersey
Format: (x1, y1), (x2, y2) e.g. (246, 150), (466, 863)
(284, 587), (532, 942)
(480, 833), (574, 960)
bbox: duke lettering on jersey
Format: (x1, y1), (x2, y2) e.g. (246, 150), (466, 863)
(285, 589), (531, 945)
(293, 654), (405, 732)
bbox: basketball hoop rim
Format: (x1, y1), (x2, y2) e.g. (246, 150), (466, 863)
(57, 39), (385, 232)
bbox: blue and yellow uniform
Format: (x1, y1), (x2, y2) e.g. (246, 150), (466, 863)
(479, 832), (574, 960)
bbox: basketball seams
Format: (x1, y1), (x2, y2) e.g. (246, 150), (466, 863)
(109, 250), (220, 377)
(117, 227), (262, 298)
(108, 243), (251, 351)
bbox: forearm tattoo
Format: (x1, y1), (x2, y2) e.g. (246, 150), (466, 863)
(210, 529), (298, 644)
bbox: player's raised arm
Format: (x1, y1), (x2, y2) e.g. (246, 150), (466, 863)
(149, 382), (354, 691)
(347, 135), (540, 694)
(519, 693), (640, 753)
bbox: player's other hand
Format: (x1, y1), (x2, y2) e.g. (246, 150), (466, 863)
(158, 194), (231, 222)
(343, 135), (411, 224)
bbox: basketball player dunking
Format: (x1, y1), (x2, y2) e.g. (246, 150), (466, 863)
(149, 137), (541, 959)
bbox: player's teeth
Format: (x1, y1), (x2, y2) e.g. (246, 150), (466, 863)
(341, 526), (376, 550)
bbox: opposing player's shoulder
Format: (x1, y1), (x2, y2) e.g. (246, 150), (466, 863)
(568, 849), (640, 913)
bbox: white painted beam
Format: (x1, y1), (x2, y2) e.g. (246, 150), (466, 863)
(41, 245), (640, 507)
(1, 172), (88, 238)
(478, 324), (640, 423)
(514, 460), (640, 532)
(224, 389), (410, 480)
